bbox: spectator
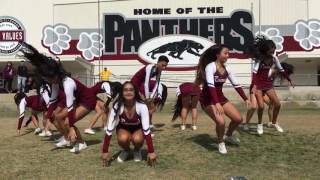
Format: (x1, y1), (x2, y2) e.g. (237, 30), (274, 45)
(17, 61), (28, 92)
(100, 67), (113, 81)
(2, 62), (14, 93)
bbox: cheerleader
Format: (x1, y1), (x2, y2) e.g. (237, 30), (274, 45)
(172, 82), (201, 130)
(19, 43), (96, 153)
(102, 81), (156, 166)
(14, 93), (47, 135)
(131, 56), (168, 127)
(195, 45), (250, 154)
(247, 36), (294, 135)
(244, 62), (294, 131)
(84, 81), (122, 135)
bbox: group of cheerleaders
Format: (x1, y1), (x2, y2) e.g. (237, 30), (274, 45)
(14, 35), (294, 166)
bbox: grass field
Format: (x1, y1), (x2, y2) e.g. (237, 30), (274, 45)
(0, 106), (319, 180)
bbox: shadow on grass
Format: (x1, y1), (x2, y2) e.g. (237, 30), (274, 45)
(15, 129), (33, 137)
(153, 123), (165, 128)
(86, 139), (101, 146)
(187, 134), (218, 151)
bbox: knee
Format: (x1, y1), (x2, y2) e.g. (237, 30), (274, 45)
(273, 101), (281, 109)
(132, 135), (144, 146)
(117, 133), (130, 144)
(216, 119), (225, 127)
(234, 116), (243, 124)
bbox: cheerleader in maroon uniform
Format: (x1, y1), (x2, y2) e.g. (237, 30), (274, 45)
(131, 56), (168, 125)
(102, 81), (156, 166)
(247, 36), (294, 135)
(244, 62), (294, 132)
(20, 43), (96, 153)
(14, 93), (47, 135)
(172, 82), (201, 130)
(84, 81), (122, 135)
(195, 45), (250, 154)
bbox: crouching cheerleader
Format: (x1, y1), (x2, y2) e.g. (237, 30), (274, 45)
(102, 81), (156, 166)
(195, 45), (250, 154)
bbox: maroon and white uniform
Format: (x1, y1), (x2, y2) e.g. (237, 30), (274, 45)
(90, 81), (112, 99)
(131, 64), (160, 99)
(200, 62), (248, 107)
(17, 95), (47, 130)
(47, 77), (96, 127)
(46, 90), (66, 122)
(139, 80), (164, 102)
(176, 82), (201, 97)
(102, 102), (154, 153)
(252, 56), (291, 91)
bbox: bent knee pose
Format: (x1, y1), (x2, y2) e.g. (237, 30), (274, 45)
(20, 43), (97, 153)
(247, 36), (294, 135)
(84, 81), (122, 135)
(172, 82), (201, 131)
(102, 81), (156, 166)
(14, 93), (47, 135)
(244, 62), (294, 131)
(195, 45), (250, 154)
(131, 56), (169, 128)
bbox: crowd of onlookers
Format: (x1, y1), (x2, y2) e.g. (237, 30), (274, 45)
(1, 61), (31, 93)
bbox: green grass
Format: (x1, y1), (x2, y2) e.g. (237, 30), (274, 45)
(0, 108), (319, 180)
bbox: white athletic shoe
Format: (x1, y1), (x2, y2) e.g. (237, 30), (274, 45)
(191, 125), (197, 130)
(257, 124), (264, 135)
(69, 142), (87, 153)
(218, 142), (227, 154)
(133, 150), (142, 162)
(271, 123), (284, 133)
(117, 150), (129, 162)
(39, 131), (52, 137)
(103, 126), (108, 131)
(242, 124), (250, 131)
(84, 128), (95, 135)
(181, 124), (186, 130)
(55, 138), (70, 148)
(34, 128), (42, 134)
(224, 135), (241, 145)
(266, 122), (273, 128)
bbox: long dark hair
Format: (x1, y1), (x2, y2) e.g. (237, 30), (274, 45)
(172, 96), (182, 121)
(112, 81), (144, 119)
(247, 35), (276, 61)
(279, 62), (294, 80)
(157, 83), (168, 111)
(14, 92), (26, 106)
(195, 44), (229, 86)
(19, 42), (69, 80)
(109, 81), (122, 99)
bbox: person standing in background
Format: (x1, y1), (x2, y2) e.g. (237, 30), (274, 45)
(100, 67), (113, 81)
(17, 61), (28, 93)
(2, 62), (15, 93)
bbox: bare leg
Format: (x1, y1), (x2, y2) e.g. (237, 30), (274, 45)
(87, 100), (104, 129)
(265, 89), (281, 124)
(245, 94), (257, 123)
(132, 129), (144, 150)
(117, 129), (131, 151)
(202, 105), (225, 143)
(181, 95), (191, 126)
(223, 102), (243, 136)
(191, 95), (199, 126)
(255, 90), (265, 124)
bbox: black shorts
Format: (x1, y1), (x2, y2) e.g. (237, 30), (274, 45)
(116, 124), (142, 134)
